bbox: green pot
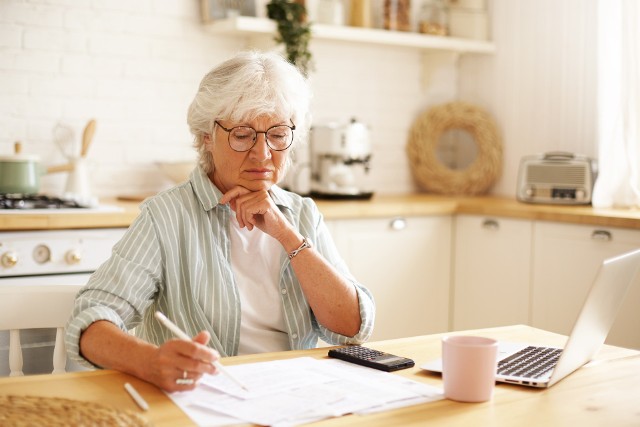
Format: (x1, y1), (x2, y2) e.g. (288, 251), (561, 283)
(0, 154), (45, 194)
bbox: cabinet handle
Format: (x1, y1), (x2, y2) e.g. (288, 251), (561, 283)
(591, 230), (612, 241)
(389, 217), (407, 231)
(482, 219), (499, 230)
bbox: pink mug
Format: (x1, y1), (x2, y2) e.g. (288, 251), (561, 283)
(442, 335), (498, 403)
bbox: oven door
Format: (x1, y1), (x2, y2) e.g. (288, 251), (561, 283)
(0, 273), (91, 376)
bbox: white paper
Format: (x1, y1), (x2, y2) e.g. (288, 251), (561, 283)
(166, 356), (444, 427)
(168, 386), (245, 427)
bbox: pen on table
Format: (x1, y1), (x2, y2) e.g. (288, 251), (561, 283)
(124, 382), (149, 411)
(154, 311), (250, 391)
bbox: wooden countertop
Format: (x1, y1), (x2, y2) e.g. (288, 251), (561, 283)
(316, 194), (640, 229)
(0, 199), (141, 231)
(1, 194), (639, 231)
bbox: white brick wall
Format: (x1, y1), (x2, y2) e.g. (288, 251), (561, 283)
(0, 0), (598, 200)
(0, 0), (431, 199)
(0, 0), (248, 197)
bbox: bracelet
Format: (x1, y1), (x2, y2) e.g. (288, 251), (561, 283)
(288, 237), (311, 259)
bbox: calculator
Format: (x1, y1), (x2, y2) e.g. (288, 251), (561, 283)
(328, 345), (415, 372)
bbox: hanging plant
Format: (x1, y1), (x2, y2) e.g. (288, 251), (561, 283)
(267, 0), (314, 77)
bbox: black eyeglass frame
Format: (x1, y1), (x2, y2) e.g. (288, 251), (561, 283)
(214, 120), (296, 152)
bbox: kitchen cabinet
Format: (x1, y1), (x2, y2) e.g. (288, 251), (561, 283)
(452, 215), (640, 350)
(327, 215), (451, 341)
(452, 215), (533, 330)
(206, 16), (495, 54)
(531, 222), (640, 349)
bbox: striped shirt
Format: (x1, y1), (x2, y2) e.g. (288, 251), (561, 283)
(65, 166), (375, 368)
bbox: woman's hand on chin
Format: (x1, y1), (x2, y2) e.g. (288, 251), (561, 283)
(220, 186), (292, 239)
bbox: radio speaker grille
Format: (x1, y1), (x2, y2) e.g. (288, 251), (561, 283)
(527, 164), (586, 185)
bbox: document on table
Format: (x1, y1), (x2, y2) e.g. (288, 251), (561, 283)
(166, 356), (444, 427)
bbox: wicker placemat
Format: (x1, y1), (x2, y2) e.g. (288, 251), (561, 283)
(0, 395), (152, 427)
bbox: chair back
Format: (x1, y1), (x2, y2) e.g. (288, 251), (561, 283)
(0, 285), (80, 376)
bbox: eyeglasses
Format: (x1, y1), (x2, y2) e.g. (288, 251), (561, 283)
(214, 121), (296, 152)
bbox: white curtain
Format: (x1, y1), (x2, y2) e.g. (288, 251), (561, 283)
(592, 0), (640, 208)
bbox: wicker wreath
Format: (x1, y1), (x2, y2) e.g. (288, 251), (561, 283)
(406, 102), (502, 195)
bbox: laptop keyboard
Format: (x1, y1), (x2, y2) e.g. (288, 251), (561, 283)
(497, 346), (563, 379)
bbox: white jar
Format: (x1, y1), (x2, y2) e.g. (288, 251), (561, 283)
(449, 7), (488, 40)
(254, 0), (269, 18)
(317, 0), (345, 25)
(305, 0), (319, 22)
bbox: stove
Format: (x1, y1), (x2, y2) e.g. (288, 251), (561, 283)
(0, 227), (127, 376)
(0, 194), (124, 216)
(0, 228), (126, 278)
(0, 192), (128, 375)
(0, 194), (86, 210)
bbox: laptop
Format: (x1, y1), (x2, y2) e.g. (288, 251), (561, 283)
(421, 248), (640, 388)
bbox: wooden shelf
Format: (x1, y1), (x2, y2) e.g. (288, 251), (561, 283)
(206, 16), (495, 54)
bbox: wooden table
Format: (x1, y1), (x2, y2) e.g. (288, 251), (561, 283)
(1, 325), (639, 426)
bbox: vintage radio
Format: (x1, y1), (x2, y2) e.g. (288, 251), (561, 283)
(516, 152), (597, 205)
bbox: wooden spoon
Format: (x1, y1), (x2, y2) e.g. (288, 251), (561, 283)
(80, 119), (96, 158)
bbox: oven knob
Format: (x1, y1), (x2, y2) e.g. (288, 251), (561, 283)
(65, 249), (82, 265)
(33, 244), (52, 264)
(1, 251), (18, 268)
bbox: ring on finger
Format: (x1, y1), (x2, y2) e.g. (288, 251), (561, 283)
(176, 370), (194, 385)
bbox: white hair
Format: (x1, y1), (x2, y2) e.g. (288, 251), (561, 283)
(187, 51), (312, 174)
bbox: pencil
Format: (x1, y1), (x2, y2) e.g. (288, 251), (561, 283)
(124, 382), (149, 411)
(154, 311), (250, 391)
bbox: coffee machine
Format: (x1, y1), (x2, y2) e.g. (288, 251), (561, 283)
(309, 118), (374, 199)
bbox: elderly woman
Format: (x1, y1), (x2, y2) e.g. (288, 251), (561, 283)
(65, 51), (375, 392)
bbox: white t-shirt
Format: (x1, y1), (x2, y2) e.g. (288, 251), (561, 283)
(229, 214), (290, 355)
